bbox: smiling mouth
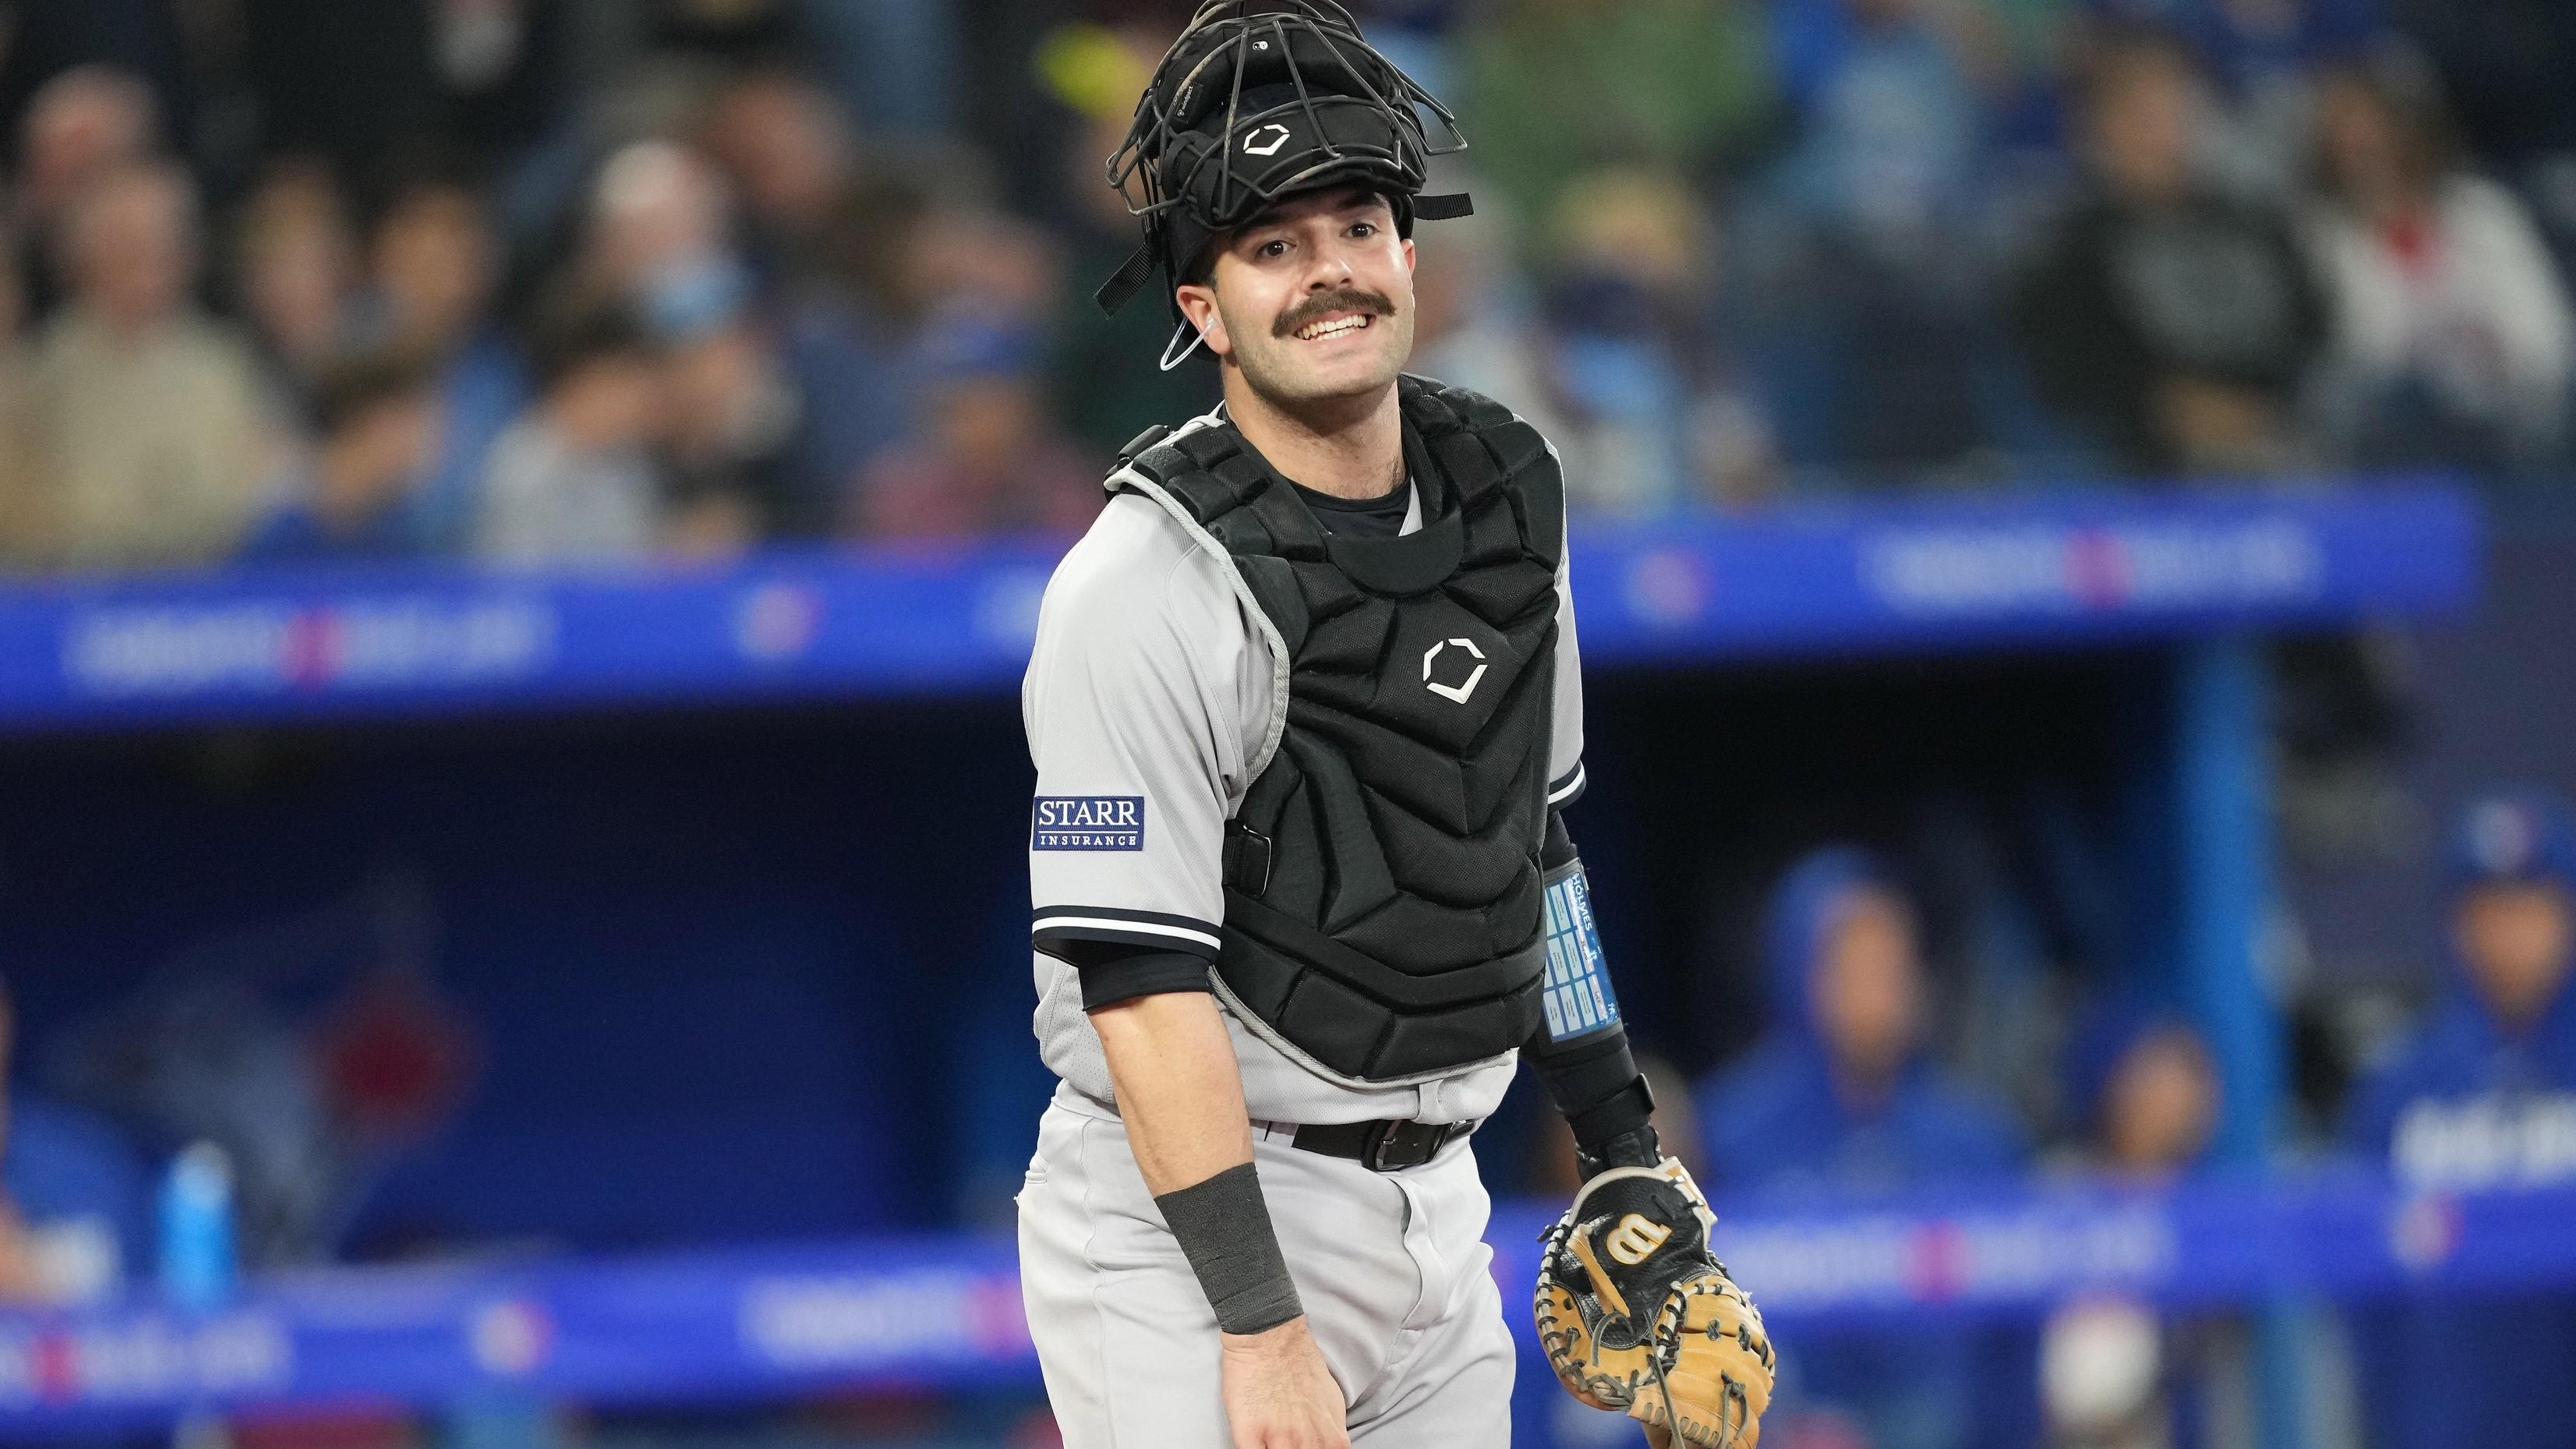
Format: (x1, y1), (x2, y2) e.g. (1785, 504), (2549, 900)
(1294, 313), (1373, 342)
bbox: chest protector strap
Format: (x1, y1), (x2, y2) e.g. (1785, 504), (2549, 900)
(1113, 376), (1566, 1086)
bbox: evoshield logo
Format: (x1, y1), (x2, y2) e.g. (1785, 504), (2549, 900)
(1032, 797), (1146, 850)
(1422, 638), (1486, 704)
(1242, 123), (1292, 157)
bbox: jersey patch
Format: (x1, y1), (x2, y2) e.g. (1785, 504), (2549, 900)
(1032, 796), (1146, 850)
(1539, 861), (1620, 1042)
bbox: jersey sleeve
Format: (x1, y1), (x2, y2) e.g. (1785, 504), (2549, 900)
(1546, 489), (1586, 808)
(1023, 528), (1241, 964)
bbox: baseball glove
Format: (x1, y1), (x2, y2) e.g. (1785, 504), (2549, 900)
(1534, 1157), (1775, 1449)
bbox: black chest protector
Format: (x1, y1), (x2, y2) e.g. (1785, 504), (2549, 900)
(1117, 376), (1563, 1085)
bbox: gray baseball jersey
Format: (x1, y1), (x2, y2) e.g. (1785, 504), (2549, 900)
(1021, 412), (1586, 1126)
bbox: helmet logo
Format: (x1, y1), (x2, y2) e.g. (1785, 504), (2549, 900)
(1422, 638), (1487, 704)
(1242, 123), (1293, 157)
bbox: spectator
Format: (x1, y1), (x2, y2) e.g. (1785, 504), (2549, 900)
(9, 65), (159, 316)
(1697, 846), (2027, 1188)
(13, 160), (274, 571)
(698, 68), (857, 292)
(2092, 0), (2383, 196)
(1457, 0), (1772, 255)
(2301, 51), (2574, 471)
(232, 158), (361, 403)
(475, 296), (666, 562)
(1694, 846), (2027, 1449)
(2069, 1005), (2220, 1180)
(0, 978), (154, 1306)
(581, 139), (737, 307)
(771, 168), (925, 538)
(354, 162), (530, 554)
(238, 345), (443, 564)
(1535, 168), (1715, 512)
(1769, 0), (1992, 255)
(1407, 197), (1583, 481)
(2039, 1002), (2233, 1449)
(2339, 791), (2576, 1449)
(1754, 0), (2000, 473)
(647, 261), (801, 556)
(849, 307), (1099, 542)
(2013, 30), (2330, 476)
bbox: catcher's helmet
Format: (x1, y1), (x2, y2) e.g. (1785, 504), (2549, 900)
(1093, 0), (1471, 332)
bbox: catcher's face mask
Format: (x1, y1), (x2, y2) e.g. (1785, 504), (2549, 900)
(1094, 0), (1471, 364)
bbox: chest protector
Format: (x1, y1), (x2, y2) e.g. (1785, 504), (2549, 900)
(1115, 376), (1562, 1085)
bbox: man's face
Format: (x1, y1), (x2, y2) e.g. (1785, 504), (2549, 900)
(72, 171), (193, 332)
(2091, 52), (2202, 205)
(376, 189), (495, 345)
(1177, 186), (1415, 412)
(2455, 883), (2575, 1028)
(1814, 890), (1921, 1087)
(2102, 1028), (2217, 1174)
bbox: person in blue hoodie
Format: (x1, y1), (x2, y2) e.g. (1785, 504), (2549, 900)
(1697, 846), (2030, 1449)
(2340, 790), (2576, 1449)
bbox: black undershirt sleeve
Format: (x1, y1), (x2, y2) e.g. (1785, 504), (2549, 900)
(1065, 938), (1217, 1011)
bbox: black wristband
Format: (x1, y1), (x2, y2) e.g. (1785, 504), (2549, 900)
(1152, 1162), (1304, 1335)
(1566, 1076), (1657, 1158)
(1574, 1122), (1664, 1181)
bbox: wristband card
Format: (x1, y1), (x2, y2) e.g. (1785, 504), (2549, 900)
(1540, 861), (1621, 1042)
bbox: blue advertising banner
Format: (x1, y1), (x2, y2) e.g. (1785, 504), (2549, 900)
(0, 1173), (2566, 1437)
(0, 482), (2476, 731)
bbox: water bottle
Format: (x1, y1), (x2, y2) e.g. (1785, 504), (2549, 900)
(157, 1141), (237, 1313)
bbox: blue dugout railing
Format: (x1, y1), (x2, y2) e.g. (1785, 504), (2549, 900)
(0, 1174), (2562, 1441)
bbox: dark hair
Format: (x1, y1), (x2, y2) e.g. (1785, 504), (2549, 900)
(2074, 21), (2204, 118)
(364, 146), (489, 229)
(2311, 41), (2460, 196)
(528, 293), (654, 391)
(309, 345), (440, 436)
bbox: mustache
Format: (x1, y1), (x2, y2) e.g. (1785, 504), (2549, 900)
(1274, 288), (1396, 338)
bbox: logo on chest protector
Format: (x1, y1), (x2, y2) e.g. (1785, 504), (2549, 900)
(1422, 638), (1488, 704)
(1606, 1214), (1672, 1265)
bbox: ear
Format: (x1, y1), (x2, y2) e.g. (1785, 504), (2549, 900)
(1175, 281), (1233, 361)
(1403, 235), (1416, 276)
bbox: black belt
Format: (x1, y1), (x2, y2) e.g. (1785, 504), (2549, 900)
(1285, 1118), (1466, 1172)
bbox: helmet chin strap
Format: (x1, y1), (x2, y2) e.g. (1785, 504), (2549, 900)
(1159, 319), (1211, 373)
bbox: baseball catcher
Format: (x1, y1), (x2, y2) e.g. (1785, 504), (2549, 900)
(1012, 4), (1772, 1444)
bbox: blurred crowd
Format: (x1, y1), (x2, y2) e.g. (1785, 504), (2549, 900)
(0, 0), (2570, 576)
